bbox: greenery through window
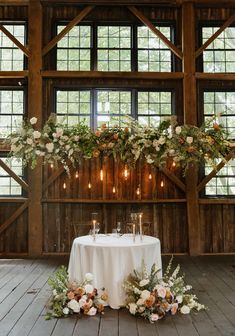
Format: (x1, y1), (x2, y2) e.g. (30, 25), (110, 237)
(56, 23), (173, 72)
(202, 26), (235, 72)
(56, 89), (173, 129)
(204, 91), (235, 196)
(0, 90), (24, 138)
(0, 24), (25, 71)
(0, 157), (23, 196)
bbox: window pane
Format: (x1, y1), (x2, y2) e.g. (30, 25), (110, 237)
(0, 158), (23, 196)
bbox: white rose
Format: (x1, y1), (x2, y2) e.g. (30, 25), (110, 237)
(141, 290), (151, 300)
(186, 136), (193, 144)
(155, 285), (167, 298)
(129, 303), (137, 315)
(63, 307), (69, 315)
(176, 295), (183, 303)
(134, 287), (141, 295)
(158, 136), (165, 144)
(33, 131), (41, 139)
(67, 299), (80, 313)
(169, 149), (175, 155)
(180, 305), (191, 314)
(26, 138), (33, 145)
(87, 307), (97, 316)
(139, 279), (149, 287)
(84, 284), (94, 294)
(30, 117), (37, 125)
(85, 273), (94, 282)
(46, 142), (54, 153)
(79, 297), (87, 308)
(175, 126), (182, 134)
(136, 298), (144, 306)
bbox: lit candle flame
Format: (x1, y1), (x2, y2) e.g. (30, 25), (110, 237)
(63, 182), (66, 189)
(100, 169), (103, 181)
(88, 182), (91, 189)
(112, 186), (116, 193)
(172, 161), (176, 168)
(75, 171), (79, 178)
(124, 165), (128, 179)
(136, 186), (141, 196)
(148, 173), (152, 180)
(160, 180), (164, 188)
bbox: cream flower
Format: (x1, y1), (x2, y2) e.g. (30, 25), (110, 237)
(26, 138), (33, 145)
(176, 295), (183, 303)
(175, 126), (182, 134)
(30, 117), (37, 125)
(156, 285), (167, 298)
(141, 290), (151, 300)
(63, 307), (69, 315)
(84, 284), (94, 294)
(85, 273), (94, 282)
(129, 303), (137, 315)
(33, 131), (41, 139)
(68, 299), (80, 313)
(150, 313), (159, 322)
(87, 307), (97, 316)
(46, 142), (54, 153)
(180, 305), (190, 314)
(139, 279), (149, 287)
(186, 136), (193, 144)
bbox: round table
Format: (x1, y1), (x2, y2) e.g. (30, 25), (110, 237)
(68, 234), (162, 309)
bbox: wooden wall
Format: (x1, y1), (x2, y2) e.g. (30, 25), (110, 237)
(0, 0), (235, 256)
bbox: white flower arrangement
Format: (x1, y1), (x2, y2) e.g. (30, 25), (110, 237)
(123, 258), (206, 323)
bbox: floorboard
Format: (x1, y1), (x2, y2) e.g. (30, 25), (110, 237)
(0, 256), (234, 336)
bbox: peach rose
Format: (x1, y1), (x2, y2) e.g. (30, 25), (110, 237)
(113, 133), (119, 140)
(144, 295), (155, 308)
(171, 302), (178, 315)
(75, 287), (85, 297)
(67, 291), (75, 300)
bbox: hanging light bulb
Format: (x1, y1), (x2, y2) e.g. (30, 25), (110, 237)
(63, 182), (66, 189)
(136, 185), (141, 196)
(50, 163), (54, 169)
(112, 186), (116, 193)
(75, 171), (79, 179)
(123, 165), (129, 180)
(148, 173), (152, 180)
(88, 182), (91, 189)
(100, 168), (103, 181)
(160, 180), (164, 188)
(172, 161), (176, 168)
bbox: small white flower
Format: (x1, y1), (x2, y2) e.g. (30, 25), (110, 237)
(176, 295), (183, 303)
(129, 303), (137, 315)
(158, 136), (165, 145)
(30, 117), (37, 125)
(87, 307), (97, 316)
(68, 299), (80, 313)
(63, 307), (69, 315)
(84, 284), (94, 294)
(65, 145), (70, 151)
(33, 131), (41, 139)
(175, 126), (182, 135)
(52, 289), (57, 296)
(136, 298), (144, 306)
(186, 136), (193, 144)
(168, 133), (173, 139)
(26, 138), (33, 145)
(56, 128), (63, 137)
(141, 290), (151, 300)
(134, 287), (141, 295)
(138, 306), (145, 313)
(169, 149), (175, 155)
(139, 279), (149, 287)
(46, 142), (54, 153)
(150, 313), (159, 322)
(11, 144), (17, 152)
(85, 273), (94, 282)
(74, 135), (80, 141)
(180, 305), (190, 314)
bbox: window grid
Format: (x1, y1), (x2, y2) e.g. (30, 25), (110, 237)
(204, 91), (235, 197)
(0, 24), (25, 71)
(0, 90), (24, 138)
(202, 26), (235, 73)
(57, 25), (91, 71)
(0, 157), (23, 196)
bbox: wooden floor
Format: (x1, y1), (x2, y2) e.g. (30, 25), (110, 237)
(0, 256), (235, 336)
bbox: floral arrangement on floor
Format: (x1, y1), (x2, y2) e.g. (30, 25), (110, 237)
(6, 113), (232, 175)
(123, 258), (206, 323)
(45, 266), (108, 319)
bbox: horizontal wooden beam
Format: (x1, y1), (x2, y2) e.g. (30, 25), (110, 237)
(0, 159), (29, 192)
(0, 71), (28, 79)
(199, 199), (235, 204)
(39, 0), (235, 4)
(42, 5), (94, 56)
(128, 5), (183, 60)
(41, 70), (184, 79)
(42, 198), (186, 203)
(0, 0), (28, 4)
(195, 12), (235, 59)
(0, 25), (30, 57)
(197, 149), (235, 193)
(196, 72), (235, 80)
(0, 197), (28, 203)
(0, 200), (28, 235)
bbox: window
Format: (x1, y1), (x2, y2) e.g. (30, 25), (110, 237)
(0, 24), (25, 71)
(202, 26), (235, 72)
(0, 90), (24, 138)
(56, 23), (174, 72)
(55, 89), (173, 129)
(0, 157), (23, 196)
(57, 25), (91, 71)
(203, 91), (235, 196)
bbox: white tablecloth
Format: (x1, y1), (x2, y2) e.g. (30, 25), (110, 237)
(68, 234), (162, 309)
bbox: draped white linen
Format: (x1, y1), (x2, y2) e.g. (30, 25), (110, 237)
(68, 234), (162, 309)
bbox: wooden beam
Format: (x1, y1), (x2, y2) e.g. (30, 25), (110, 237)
(182, 2), (200, 256)
(0, 25), (30, 57)
(128, 5), (183, 60)
(0, 159), (29, 192)
(42, 5), (94, 56)
(41, 198), (187, 203)
(28, 0), (43, 256)
(196, 72), (235, 80)
(199, 198), (235, 204)
(0, 197), (28, 203)
(41, 70), (184, 79)
(0, 71), (28, 78)
(42, 165), (67, 192)
(195, 12), (235, 59)
(0, 201), (29, 235)
(161, 168), (186, 192)
(197, 149), (235, 193)
(0, 0), (28, 5)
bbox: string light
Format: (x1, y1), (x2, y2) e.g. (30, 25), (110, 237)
(75, 171), (79, 179)
(112, 186), (116, 193)
(100, 169), (103, 181)
(160, 180), (164, 188)
(148, 173), (152, 180)
(123, 165), (129, 180)
(63, 182), (66, 189)
(88, 182), (91, 189)
(50, 163), (54, 169)
(136, 185), (141, 196)
(172, 161), (176, 168)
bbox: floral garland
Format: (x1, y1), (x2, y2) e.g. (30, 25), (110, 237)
(6, 114), (231, 175)
(123, 257), (205, 323)
(46, 266), (108, 319)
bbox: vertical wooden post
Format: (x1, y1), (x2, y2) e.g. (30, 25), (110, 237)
(182, 2), (201, 255)
(28, 0), (43, 256)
